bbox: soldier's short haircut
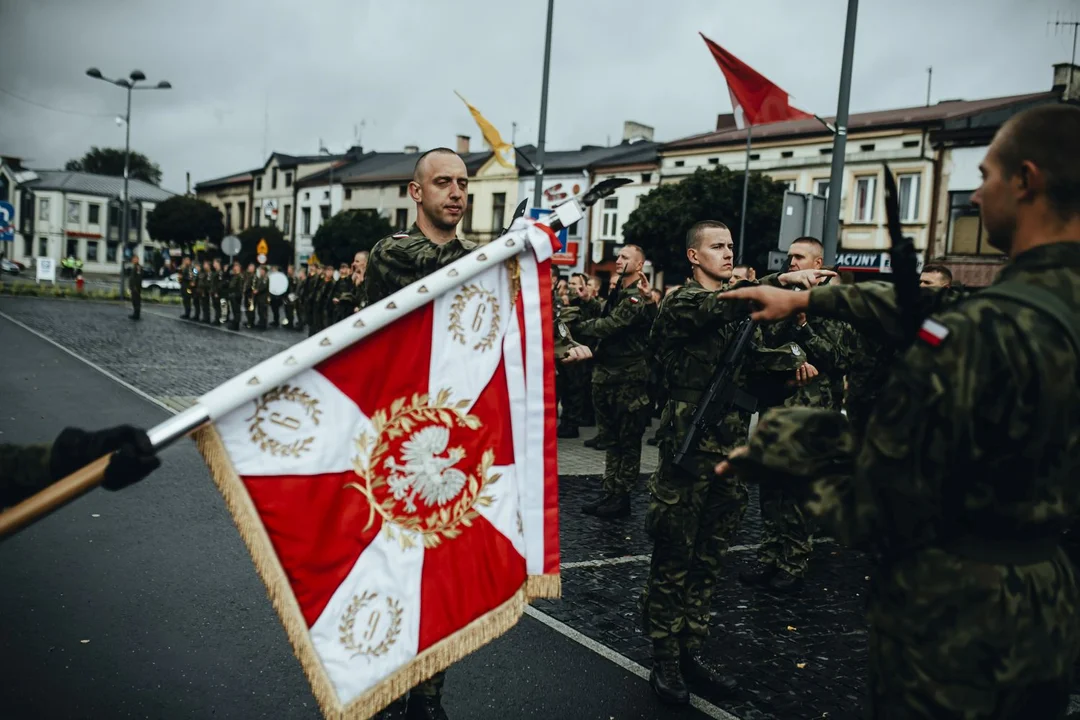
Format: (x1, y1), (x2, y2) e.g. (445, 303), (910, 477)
(685, 220), (730, 250)
(922, 264), (953, 283)
(997, 104), (1080, 221)
(571, 272), (588, 283)
(791, 236), (824, 255)
(412, 147), (461, 183)
(624, 244), (646, 263)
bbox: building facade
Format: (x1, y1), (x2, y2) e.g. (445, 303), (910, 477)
(194, 170), (254, 236)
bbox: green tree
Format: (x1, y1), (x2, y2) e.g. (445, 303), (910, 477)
(236, 226), (293, 267)
(146, 196), (224, 254)
(312, 209), (394, 267)
(622, 166), (787, 279)
(65, 146), (163, 186)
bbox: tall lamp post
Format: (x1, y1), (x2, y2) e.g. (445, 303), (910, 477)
(85, 68), (171, 298)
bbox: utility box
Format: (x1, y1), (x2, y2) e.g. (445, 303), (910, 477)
(778, 191), (827, 250)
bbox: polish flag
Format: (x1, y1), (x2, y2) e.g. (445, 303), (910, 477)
(194, 225), (559, 719)
(700, 33), (814, 128)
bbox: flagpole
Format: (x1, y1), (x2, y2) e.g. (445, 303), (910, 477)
(821, 0), (859, 266)
(737, 124), (753, 265)
(532, 0), (554, 209)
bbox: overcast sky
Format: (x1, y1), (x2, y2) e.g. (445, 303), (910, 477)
(0, 0), (1075, 193)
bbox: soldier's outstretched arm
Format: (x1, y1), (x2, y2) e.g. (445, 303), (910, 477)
(571, 294), (649, 341)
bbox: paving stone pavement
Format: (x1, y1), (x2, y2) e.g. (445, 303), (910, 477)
(11, 297), (1070, 720)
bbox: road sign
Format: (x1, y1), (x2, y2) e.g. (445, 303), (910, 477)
(777, 191), (827, 251)
(222, 235), (241, 256)
(257, 253), (268, 264)
(0, 201), (14, 242)
(36, 257), (56, 282)
(256, 239), (269, 255)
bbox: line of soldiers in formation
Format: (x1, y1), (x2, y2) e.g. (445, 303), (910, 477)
(171, 251), (370, 335)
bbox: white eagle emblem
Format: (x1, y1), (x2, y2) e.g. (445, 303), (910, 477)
(383, 426), (468, 512)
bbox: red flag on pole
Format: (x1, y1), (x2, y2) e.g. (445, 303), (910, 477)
(699, 32), (813, 127)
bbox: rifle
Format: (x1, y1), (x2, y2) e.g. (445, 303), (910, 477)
(672, 314), (760, 475)
(883, 162), (921, 346)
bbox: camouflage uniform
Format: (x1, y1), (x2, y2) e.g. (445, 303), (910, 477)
(558, 296), (601, 433)
(569, 287), (657, 500)
(227, 271), (245, 332)
(733, 243), (1080, 717)
(359, 223), (479, 706)
(755, 313), (853, 579)
(641, 278), (807, 663)
(179, 264), (196, 319)
(195, 266), (212, 323)
(254, 271), (270, 330)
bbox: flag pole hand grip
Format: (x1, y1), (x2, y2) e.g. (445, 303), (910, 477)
(0, 454), (111, 540)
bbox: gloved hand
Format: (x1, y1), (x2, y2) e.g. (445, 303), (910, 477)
(50, 425), (161, 491)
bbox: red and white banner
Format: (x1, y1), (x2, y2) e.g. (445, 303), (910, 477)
(194, 226), (559, 719)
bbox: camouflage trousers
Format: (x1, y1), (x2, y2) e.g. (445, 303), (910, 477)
(641, 455), (748, 660)
(757, 482), (813, 578)
(593, 383), (650, 496)
(866, 549), (1080, 719)
(559, 362), (594, 428)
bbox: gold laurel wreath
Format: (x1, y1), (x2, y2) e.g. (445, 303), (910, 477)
(346, 389), (501, 550)
(246, 384), (323, 458)
(338, 591), (404, 659)
(448, 284), (501, 352)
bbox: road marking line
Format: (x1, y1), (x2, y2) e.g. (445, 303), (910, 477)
(0, 311), (175, 415)
(523, 606), (740, 720)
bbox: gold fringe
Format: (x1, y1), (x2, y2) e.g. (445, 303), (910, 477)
(194, 426), (540, 720)
(526, 573), (562, 599)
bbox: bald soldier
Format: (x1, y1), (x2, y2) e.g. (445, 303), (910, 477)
(361, 148), (586, 720)
(719, 104), (1080, 718)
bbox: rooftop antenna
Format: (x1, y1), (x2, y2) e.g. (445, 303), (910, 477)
(1048, 11), (1080, 73)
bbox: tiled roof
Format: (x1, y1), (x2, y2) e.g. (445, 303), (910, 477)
(515, 140), (660, 174)
(23, 170), (175, 202)
(297, 150), (493, 185)
(194, 169), (258, 190)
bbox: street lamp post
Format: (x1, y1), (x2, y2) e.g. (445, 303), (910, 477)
(85, 68), (171, 298)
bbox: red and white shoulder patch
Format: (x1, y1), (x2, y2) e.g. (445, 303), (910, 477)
(629, 296), (640, 304)
(917, 318), (950, 347)
(392, 232), (410, 239)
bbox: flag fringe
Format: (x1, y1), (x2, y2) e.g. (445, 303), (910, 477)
(194, 424), (541, 720)
(526, 574), (561, 599)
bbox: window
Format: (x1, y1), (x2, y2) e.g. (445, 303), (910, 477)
(66, 238), (79, 258)
(238, 201), (246, 230)
(86, 240), (99, 262)
(853, 176), (876, 223)
(820, 148), (833, 155)
(253, 208), (260, 227)
(813, 179), (830, 199)
(88, 204), (101, 224)
(271, 168), (278, 189)
(491, 192), (506, 232)
(345, 188), (352, 200)
(898, 173), (920, 222)
(67, 200), (81, 224)
(285, 172), (293, 187)
(641, 173), (652, 184)
(903, 140), (920, 148)
(302, 207), (312, 235)
(781, 151), (794, 158)
(674, 160), (685, 167)
(463, 194), (474, 233)
(749, 153), (760, 161)
(568, 221), (580, 237)
(860, 143), (876, 152)
(783, 180), (797, 192)
(106, 241), (118, 262)
(708, 157), (719, 165)
(223, 203), (232, 232)
(947, 191), (1003, 256)
(320, 205), (330, 222)
(129, 207), (139, 234)
(304, 191), (310, 200)
(601, 197), (619, 238)
(23, 236), (32, 256)
(395, 208), (408, 230)
(39, 237), (48, 256)
(323, 190), (329, 200)
(256, 177), (263, 191)
(109, 205), (120, 227)
(39, 197), (50, 220)
(398, 185), (407, 197)
(283, 204), (292, 233)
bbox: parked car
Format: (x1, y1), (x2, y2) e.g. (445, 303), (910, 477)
(142, 272), (181, 297)
(1, 258), (21, 276)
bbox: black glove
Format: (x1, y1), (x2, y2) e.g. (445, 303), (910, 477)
(50, 425), (161, 491)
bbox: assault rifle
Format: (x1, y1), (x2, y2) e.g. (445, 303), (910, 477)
(672, 314), (760, 475)
(883, 162), (921, 346)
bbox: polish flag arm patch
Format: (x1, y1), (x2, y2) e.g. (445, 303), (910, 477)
(917, 318), (950, 347)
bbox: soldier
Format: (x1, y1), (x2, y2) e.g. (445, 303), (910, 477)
(227, 261), (244, 332)
(128, 253), (144, 321)
(640, 220), (825, 705)
(292, 266), (307, 332)
(718, 104), (1080, 718)
(303, 262), (322, 336)
(211, 258), (225, 325)
(557, 273), (601, 438)
(919, 263), (953, 288)
(331, 263), (353, 324)
(269, 266), (283, 328)
(178, 256), (195, 319)
(194, 260), (212, 324)
(742, 236), (851, 593)
(254, 265), (270, 330)
(568, 244), (657, 519)
(244, 262), (257, 329)
(282, 265), (296, 328)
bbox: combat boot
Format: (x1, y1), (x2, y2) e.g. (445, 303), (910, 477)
(580, 493), (613, 514)
(584, 493), (630, 520)
(557, 424), (579, 439)
(738, 563), (778, 588)
(649, 659), (689, 705)
(768, 569), (805, 594)
(405, 694), (448, 720)
(681, 649), (737, 696)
